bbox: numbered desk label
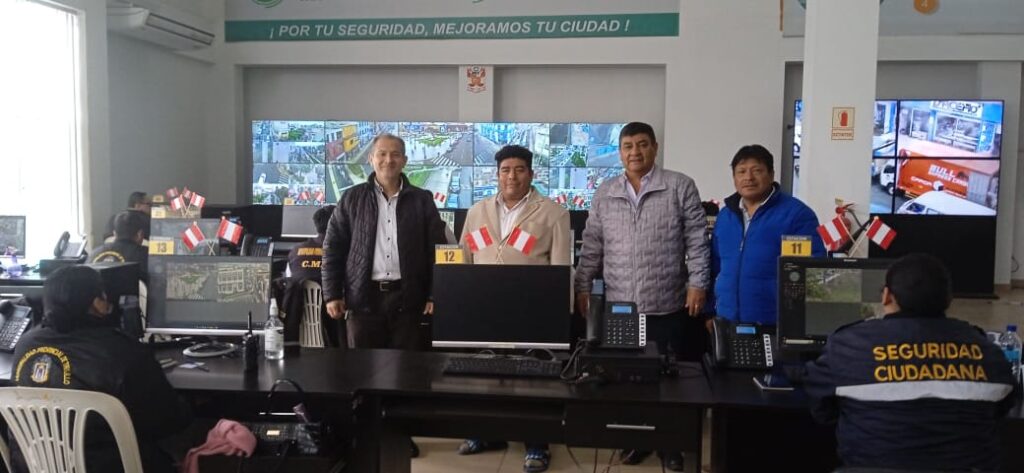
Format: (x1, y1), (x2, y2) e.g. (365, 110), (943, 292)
(150, 207), (167, 219)
(781, 235), (812, 257)
(435, 244), (465, 264)
(149, 238), (175, 255)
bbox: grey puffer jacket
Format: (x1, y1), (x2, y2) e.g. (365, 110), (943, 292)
(575, 166), (711, 314)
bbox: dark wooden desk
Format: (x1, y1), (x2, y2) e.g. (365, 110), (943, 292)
(353, 350), (712, 473)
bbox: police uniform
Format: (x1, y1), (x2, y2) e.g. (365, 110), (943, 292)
(803, 312), (1015, 471)
(11, 317), (191, 473)
(89, 238), (148, 275)
(287, 236), (324, 281)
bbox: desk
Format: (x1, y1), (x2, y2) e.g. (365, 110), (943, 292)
(354, 350), (711, 473)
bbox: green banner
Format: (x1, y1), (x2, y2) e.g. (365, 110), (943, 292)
(225, 13), (678, 42)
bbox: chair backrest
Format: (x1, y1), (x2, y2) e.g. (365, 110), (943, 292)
(0, 429), (12, 473)
(300, 280), (325, 348)
(0, 387), (144, 473)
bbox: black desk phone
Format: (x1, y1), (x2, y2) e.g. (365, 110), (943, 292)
(710, 317), (774, 369)
(241, 234), (273, 257)
(0, 300), (32, 353)
(587, 298), (646, 350)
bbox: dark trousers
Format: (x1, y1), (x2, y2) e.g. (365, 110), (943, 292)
(645, 310), (707, 362)
(346, 284), (420, 350)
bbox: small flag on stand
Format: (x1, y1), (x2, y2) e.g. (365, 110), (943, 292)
(572, 195), (585, 207)
(866, 217), (896, 250)
(507, 227), (537, 256)
(465, 226), (494, 253)
(166, 187), (180, 199)
(189, 192), (206, 210)
(434, 192), (447, 204)
(181, 222), (206, 251)
(817, 216), (851, 252)
(170, 195), (186, 212)
(217, 217), (243, 245)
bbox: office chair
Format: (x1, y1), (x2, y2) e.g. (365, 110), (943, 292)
(300, 280), (326, 348)
(0, 387), (144, 473)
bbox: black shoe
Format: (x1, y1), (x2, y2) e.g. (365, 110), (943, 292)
(619, 449), (652, 465)
(410, 440), (420, 458)
(658, 451), (684, 472)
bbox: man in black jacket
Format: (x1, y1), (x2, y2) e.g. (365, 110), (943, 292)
(322, 133), (446, 350)
(103, 191), (151, 241)
(90, 210), (149, 275)
(11, 265), (192, 473)
(803, 254), (1015, 471)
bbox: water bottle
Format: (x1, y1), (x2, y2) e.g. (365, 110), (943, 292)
(264, 299), (284, 360)
(997, 325), (1022, 382)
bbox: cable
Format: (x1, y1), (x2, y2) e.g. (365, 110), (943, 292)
(1012, 255), (1020, 274)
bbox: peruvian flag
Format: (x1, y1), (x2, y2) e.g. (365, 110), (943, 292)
(165, 187), (180, 199)
(572, 195), (585, 207)
(314, 190), (325, 203)
(217, 217), (243, 245)
(182, 187), (193, 200)
(866, 217), (897, 250)
(298, 190), (311, 201)
(181, 222), (206, 251)
(434, 192), (447, 204)
(555, 194), (567, 205)
(507, 227), (537, 256)
(465, 226), (494, 253)
(189, 192), (206, 209)
(170, 195), (186, 212)
(816, 216), (851, 252)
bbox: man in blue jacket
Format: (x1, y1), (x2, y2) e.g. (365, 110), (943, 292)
(712, 144), (824, 325)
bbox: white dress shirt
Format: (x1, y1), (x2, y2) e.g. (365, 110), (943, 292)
(371, 180), (402, 281)
(496, 189), (531, 240)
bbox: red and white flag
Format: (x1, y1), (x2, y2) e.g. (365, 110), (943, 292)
(817, 216), (851, 252)
(189, 192), (206, 209)
(181, 222), (206, 251)
(165, 187), (179, 199)
(572, 195), (585, 207)
(465, 226), (493, 253)
(555, 194), (567, 205)
(298, 190), (311, 201)
(866, 217), (896, 250)
(170, 195), (186, 212)
(507, 227), (537, 256)
(217, 217), (244, 245)
(434, 192), (447, 204)
(314, 190), (325, 203)
(182, 187), (193, 200)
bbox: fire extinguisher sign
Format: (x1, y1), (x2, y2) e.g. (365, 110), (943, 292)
(831, 107), (855, 140)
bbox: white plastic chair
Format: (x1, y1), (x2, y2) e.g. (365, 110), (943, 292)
(1, 431), (12, 473)
(0, 387), (144, 473)
(300, 280), (326, 348)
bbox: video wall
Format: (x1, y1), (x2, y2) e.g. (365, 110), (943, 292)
(251, 121), (627, 211)
(793, 100), (1002, 216)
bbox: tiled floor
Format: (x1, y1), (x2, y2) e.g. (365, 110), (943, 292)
(411, 289), (1024, 473)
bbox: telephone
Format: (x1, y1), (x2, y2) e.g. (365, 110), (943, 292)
(241, 234), (273, 257)
(587, 297), (646, 350)
(710, 317), (775, 369)
(0, 300), (32, 353)
(52, 232), (86, 260)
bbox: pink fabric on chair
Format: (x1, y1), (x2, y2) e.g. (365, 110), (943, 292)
(181, 419), (258, 473)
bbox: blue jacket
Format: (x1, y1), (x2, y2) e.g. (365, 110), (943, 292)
(712, 184), (825, 325)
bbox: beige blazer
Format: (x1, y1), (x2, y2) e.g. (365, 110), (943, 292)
(460, 189), (571, 266)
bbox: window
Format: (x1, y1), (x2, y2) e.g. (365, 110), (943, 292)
(0, 0), (83, 260)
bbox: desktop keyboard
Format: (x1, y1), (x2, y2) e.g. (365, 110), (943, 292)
(443, 356), (563, 378)
(0, 316), (29, 352)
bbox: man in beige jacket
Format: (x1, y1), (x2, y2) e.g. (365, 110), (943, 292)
(456, 144), (570, 472)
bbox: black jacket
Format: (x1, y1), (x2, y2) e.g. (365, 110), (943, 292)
(322, 173), (446, 313)
(803, 312), (1015, 471)
(89, 238), (149, 276)
(288, 236), (325, 282)
(11, 317), (191, 473)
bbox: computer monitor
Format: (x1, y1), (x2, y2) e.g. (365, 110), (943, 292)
(281, 205), (321, 239)
(432, 264), (571, 350)
(778, 257), (893, 354)
(145, 256), (272, 335)
(0, 216), (27, 256)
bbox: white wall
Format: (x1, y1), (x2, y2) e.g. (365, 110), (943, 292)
(107, 35), (213, 211)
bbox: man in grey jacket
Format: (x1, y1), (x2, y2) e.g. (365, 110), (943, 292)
(574, 121), (711, 471)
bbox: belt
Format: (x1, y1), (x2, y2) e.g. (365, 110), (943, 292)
(372, 280), (402, 292)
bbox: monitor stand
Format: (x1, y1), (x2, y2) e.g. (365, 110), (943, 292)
(183, 341), (238, 358)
